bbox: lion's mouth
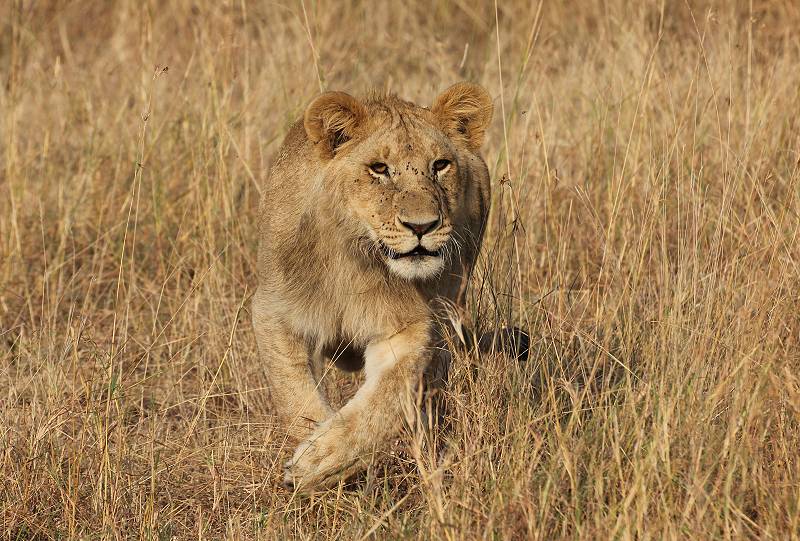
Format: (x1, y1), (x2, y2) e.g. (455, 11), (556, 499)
(380, 243), (441, 260)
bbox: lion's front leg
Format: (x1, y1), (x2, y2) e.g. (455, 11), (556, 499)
(252, 293), (334, 442)
(283, 321), (431, 492)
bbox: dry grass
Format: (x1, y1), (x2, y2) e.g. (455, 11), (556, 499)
(2, 0), (800, 538)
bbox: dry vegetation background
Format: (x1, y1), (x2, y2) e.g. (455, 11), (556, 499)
(1, 0), (799, 538)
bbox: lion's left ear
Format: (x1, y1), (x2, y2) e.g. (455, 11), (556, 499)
(304, 91), (367, 158)
(431, 82), (493, 151)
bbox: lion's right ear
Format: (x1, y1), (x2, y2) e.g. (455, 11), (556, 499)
(432, 82), (493, 152)
(304, 91), (367, 158)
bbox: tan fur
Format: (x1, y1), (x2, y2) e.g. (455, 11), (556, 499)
(252, 82), (493, 492)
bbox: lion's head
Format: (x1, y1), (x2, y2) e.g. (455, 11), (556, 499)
(303, 83), (493, 280)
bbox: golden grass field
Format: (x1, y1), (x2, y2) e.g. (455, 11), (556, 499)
(2, 0), (799, 538)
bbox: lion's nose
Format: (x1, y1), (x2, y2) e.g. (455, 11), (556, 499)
(399, 217), (441, 238)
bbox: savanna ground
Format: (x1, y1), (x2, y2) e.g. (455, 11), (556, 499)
(1, 0), (799, 538)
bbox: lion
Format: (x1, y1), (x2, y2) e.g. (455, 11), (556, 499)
(252, 82), (495, 492)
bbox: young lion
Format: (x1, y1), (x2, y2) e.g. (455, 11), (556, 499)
(252, 82), (493, 492)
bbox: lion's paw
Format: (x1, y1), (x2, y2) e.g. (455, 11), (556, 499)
(282, 424), (362, 493)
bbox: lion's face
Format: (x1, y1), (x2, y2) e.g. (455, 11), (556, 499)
(304, 84), (492, 281)
(331, 121), (461, 280)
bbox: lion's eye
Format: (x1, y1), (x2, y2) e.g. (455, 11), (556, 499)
(369, 162), (389, 175)
(433, 159), (451, 172)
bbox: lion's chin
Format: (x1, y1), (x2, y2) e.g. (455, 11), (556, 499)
(384, 255), (444, 280)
